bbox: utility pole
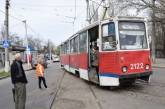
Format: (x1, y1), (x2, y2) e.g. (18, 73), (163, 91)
(151, 0), (156, 63)
(86, 0), (91, 24)
(23, 20), (30, 67)
(4, 0), (10, 72)
(48, 40), (52, 60)
(75, 0), (76, 19)
(73, 0), (76, 33)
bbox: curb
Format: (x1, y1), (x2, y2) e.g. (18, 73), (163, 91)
(152, 65), (165, 68)
(0, 68), (32, 80)
(0, 75), (9, 80)
(24, 68), (33, 71)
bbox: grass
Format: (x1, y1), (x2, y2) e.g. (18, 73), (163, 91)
(0, 71), (10, 78)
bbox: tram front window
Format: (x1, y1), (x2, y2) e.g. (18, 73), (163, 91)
(119, 22), (148, 50)
(102, 22), (116, 51)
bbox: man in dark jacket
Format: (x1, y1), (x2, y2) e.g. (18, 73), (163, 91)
(11, 53), (28, 109)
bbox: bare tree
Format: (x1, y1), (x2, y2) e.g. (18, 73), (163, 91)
(123, 0), (165, 59)
(46, 40), (56, 54)
(0, 25), (5, 40)
(27, 35), (44, 51)
(86, 0), (165, 58)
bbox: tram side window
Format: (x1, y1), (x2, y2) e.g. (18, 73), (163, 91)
(66, 41), (70, 54)
(60, 45), (62, 54)
(64, 43), (67, 54)
(70, 39), (74, 53)
(102, 22), (116, 51)
(79, 32), (87, 52)
(61, 45), (64, 54)
(74, 36), (79, 53)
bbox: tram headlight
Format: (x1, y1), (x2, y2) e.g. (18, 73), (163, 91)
(145, 64), (150, 70)
(122, 66), (127, 73)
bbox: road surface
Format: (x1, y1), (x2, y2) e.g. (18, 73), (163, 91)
(52, 64), (165, 109)
(0, 63), (64, 109)
(0, 63), (165, 109)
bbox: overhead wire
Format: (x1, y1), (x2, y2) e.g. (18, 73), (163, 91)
(0, 5), (45, 37)
(0, 9), (23, 22)
(26, 24), (45, 39)
(89, 0), (104, 21)
(0, 0), (88, 39)
(0, 8), (44, 40)
(10, 2), (85, 8)
(89, 0), (105, 7)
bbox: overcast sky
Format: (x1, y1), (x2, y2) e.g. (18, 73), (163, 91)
(0, 0), (87, 45)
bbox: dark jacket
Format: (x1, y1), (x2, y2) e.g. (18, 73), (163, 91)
(11, 60), (28, 84)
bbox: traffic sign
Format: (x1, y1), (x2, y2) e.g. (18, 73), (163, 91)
(3, 40), (10, 48)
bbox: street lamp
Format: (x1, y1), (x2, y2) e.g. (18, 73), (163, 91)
(22, 20), (30, 67)
(4, 0), (10, 72)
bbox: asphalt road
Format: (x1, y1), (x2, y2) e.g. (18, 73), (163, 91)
(0, 63), (64, 109)
(89, 68), (165, 109)
(0, 63), (165, 109)
(52, 65), (165, 109)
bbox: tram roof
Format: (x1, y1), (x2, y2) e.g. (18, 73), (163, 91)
(60, 16), (146, 45)
(61, 21), (99, 45)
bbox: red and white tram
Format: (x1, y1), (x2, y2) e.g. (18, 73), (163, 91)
(60, 16), (152, 86)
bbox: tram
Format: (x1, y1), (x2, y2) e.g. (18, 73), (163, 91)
(60, 16), (152, 86)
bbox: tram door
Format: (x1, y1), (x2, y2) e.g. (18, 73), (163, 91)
(88, 26), (99, 84)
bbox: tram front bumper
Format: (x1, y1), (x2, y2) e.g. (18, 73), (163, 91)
(119, 71), (152, 79)
(99, 71), (152, 86)
(119, 71), (153, 83)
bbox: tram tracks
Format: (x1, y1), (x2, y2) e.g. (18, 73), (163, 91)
(120, 81), (165, 105)
(50, 71), (66, 109)
(126, 88), (165, 105)
(138, 81), (165, 88)
(134, 81), (165, 97)
(50, 67), (165, 109)
(87, 80), (165, 109)
(88, 83), (103, 109)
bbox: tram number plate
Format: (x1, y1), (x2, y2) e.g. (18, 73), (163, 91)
(130, 63), (144, 70)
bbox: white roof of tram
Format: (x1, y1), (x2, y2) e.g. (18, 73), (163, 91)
(60, 16), (147, 45)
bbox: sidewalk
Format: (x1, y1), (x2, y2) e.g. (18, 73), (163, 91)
(0, 63), (32, 80)
(152, 58), (165, 68)
(23, 63), (32, 71)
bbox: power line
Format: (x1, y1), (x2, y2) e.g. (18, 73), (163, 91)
(89, 0), (105, 7)
(26, 24), (45, 38)
(75, 0), (77, 19)
(0, 8), (44, 41)
(11, 3), (85, 8)
(0, 9), (5, 14)
(10, 22), (23, 28)
(0, 9), (23, 22)
(89, 0), (104, 21)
